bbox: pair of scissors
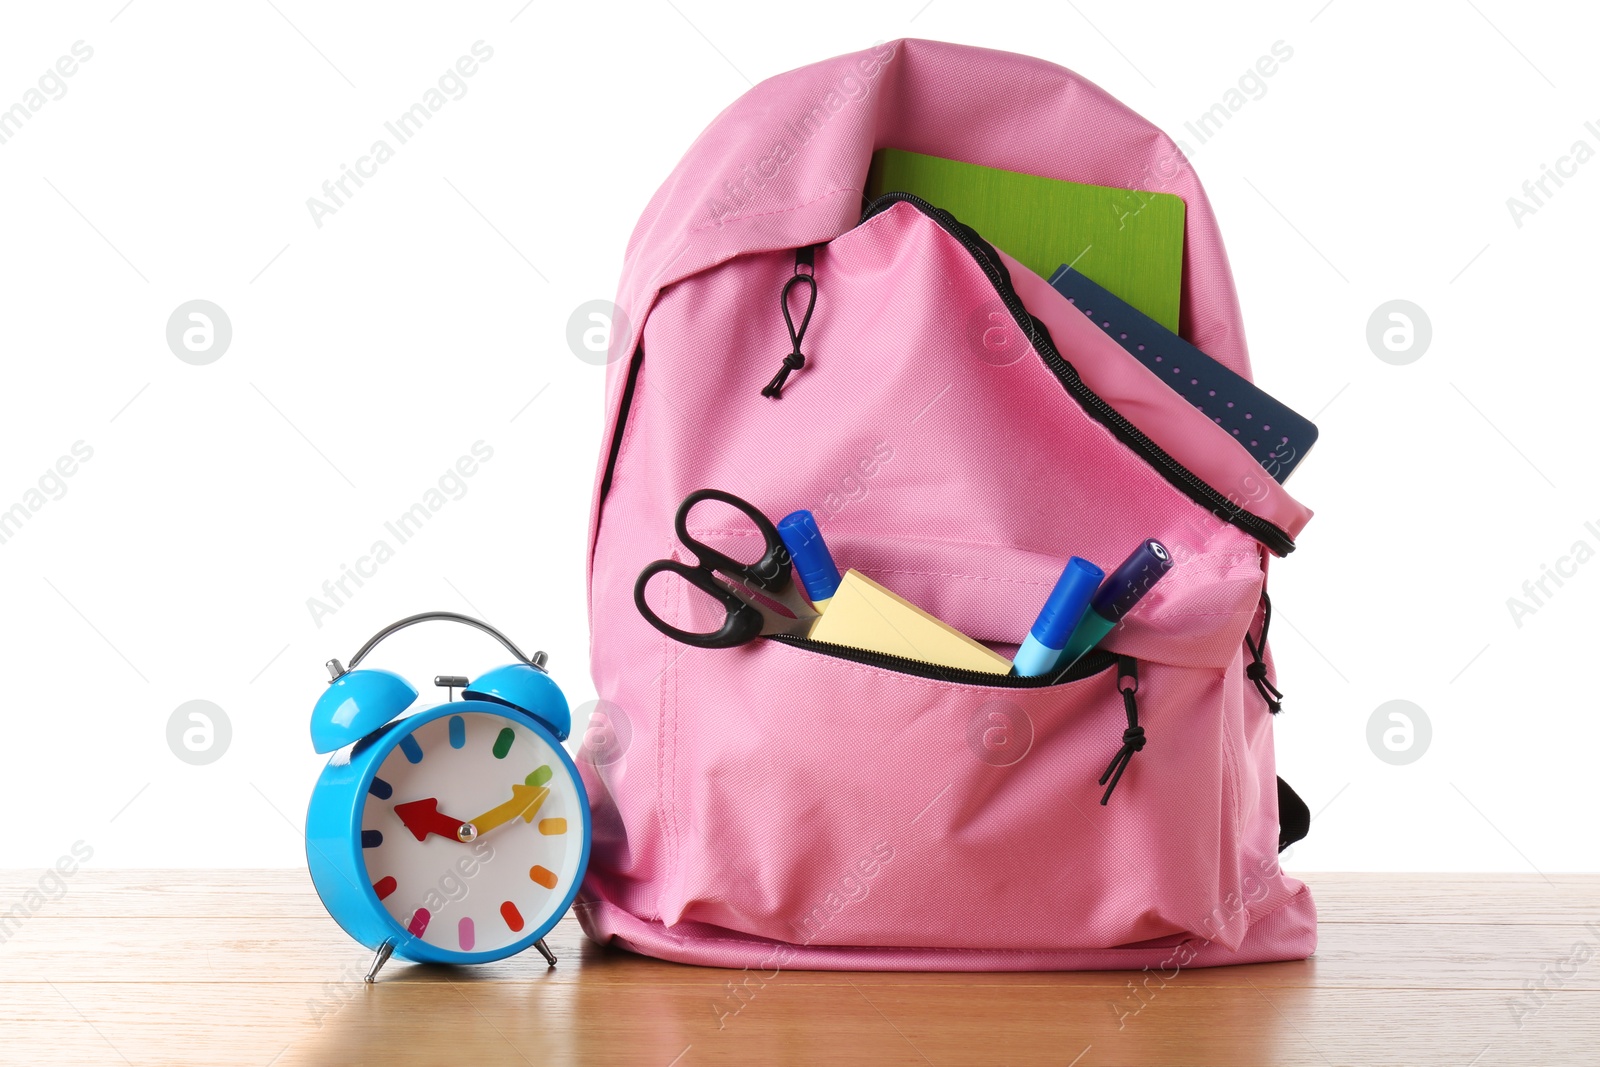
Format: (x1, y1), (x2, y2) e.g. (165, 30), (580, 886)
(634, 489), (820, 649)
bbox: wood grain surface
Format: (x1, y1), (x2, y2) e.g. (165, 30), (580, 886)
(3, 870), (1597, 1065)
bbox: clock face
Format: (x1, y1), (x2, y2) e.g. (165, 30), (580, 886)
(358, 707), (587, 956)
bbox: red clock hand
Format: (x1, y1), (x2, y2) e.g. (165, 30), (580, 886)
(393, 798), (473, 843)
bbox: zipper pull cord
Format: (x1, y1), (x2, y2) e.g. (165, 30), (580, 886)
(1099, 655), (1145, 805)
(1244, 590), (1284, 714)
(762, 247), (817, 399)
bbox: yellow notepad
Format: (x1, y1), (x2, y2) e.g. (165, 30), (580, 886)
(808, 570), (1012, 675)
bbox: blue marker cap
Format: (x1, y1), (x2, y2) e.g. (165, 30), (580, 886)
(1013, 556), (1105, 676)
(776, 510), (842, 604)
(1091, 539), (1173, 621)
(1030, 556), (1106, 647)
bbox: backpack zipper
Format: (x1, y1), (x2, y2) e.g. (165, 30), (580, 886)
(1099, 654), (1144, 804)
(597, 342), (645, 509)
(859, 191), (1297, 557)
(1243, 587), (1283, 713)
(769, 633), (1118, 688)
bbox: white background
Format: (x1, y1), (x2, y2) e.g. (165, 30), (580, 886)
(1, 0), (1594, 873)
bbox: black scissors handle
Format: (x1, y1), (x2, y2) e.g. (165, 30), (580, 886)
(673, 488), (794, 594)
(633, 559), (766, 649)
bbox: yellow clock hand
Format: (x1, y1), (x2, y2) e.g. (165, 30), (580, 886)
(468, 783), (549, 837)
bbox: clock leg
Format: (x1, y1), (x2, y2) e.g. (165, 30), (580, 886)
(534, 938), (557, 967)
(364, 940), (396, 983)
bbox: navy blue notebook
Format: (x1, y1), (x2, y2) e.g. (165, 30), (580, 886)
(1048, 265), (1317, 483)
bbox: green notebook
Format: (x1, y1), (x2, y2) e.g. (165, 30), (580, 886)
(866, 148), (1186, 331)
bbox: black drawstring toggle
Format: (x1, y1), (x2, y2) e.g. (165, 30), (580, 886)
(1099, 656), (1145, 805)
(762, 247), (817, 399)
(1244, 590), (1283, 714)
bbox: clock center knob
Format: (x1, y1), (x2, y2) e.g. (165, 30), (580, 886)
(456, 823), (479, 843)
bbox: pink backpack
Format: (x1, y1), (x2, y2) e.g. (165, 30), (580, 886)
(580, 38), (1316, 970)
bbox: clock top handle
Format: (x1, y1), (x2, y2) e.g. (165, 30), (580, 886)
(333, 612), (546, 678)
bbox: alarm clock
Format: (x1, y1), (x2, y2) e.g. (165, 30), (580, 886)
(304, 612), (592, 982)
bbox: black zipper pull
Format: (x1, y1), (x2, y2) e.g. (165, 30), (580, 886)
(762, 246), (817, 399)
(1244, 590), (1283, 713)
(1098, 655), (1145, 805)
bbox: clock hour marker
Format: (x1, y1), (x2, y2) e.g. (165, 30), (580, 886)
(492, 728), (515, 759)
(448, 715), (466, 749)
(539, 818), (567, 835)
(529, 865), (558, 890)
(458, 917), (475, 951)
(398, 735), (424, 764)
(408, 908), (431, 937)
(361, 830), (383, 849)
(500, 901), (524, 932)
(526, 765), (552, 788)
(369, 776), (393, 800)
(373, 876), (397, 900)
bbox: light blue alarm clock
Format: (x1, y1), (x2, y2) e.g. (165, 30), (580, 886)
(305, 612), (592, 981)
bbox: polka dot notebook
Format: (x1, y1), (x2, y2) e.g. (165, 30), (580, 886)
(1047, 265), (1318, 483)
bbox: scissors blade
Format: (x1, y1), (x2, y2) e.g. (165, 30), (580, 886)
(757, 607), (819, 638)
(718, 576), (819, 638)
(762, 580), (822, 625)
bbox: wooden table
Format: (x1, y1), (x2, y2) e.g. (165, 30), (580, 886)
(4, 871), (1596, 1065)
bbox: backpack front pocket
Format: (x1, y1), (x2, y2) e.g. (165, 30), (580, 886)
(657, 635), (1265, 953)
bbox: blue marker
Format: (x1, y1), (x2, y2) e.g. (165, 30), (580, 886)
(1012, 556), (1105, 677)
(1056, 540), (1173, 670)
(777, 510), (842, 610)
